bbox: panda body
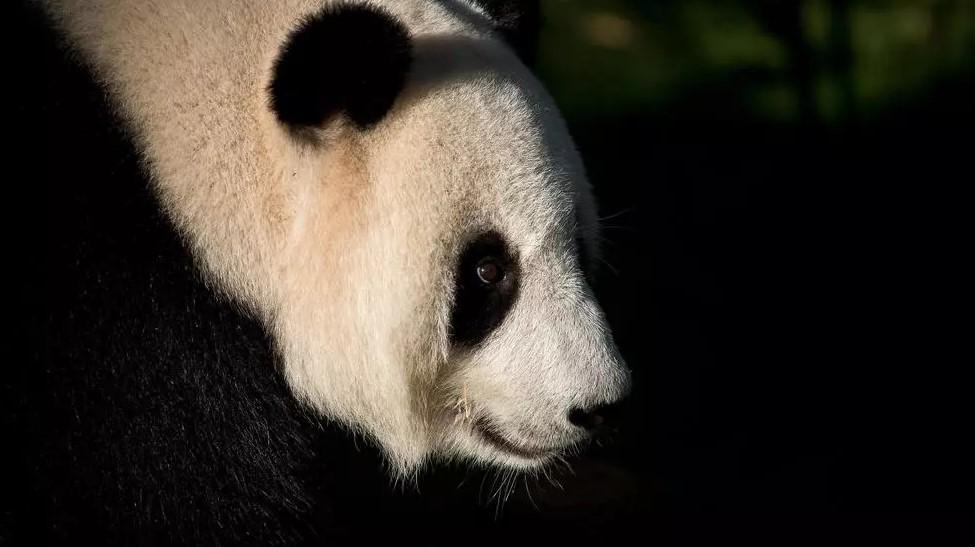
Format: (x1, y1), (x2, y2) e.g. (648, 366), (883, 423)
(13, 0), (630, 543)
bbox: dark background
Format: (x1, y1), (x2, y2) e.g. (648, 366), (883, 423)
(369, 0), (975, 541)
(472, 0), (973, 539)
(562, 0), (973, 526)
(544, 0), (974, 510)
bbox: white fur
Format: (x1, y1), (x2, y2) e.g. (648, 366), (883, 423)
(43, 0), (631, 474)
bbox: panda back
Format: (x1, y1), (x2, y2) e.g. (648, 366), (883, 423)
(8, 2), (340, 544)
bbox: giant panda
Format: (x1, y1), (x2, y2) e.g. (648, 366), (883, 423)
(8, 0), (632, 544)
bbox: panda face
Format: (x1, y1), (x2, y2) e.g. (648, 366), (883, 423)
(309, 20), (632, 470)
(275, 51), (630, 470)
(268, 2), (631, 471)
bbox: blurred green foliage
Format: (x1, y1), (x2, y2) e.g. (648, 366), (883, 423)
(538, 0), (975, 123)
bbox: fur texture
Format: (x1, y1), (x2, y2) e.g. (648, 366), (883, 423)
(14, 0), (631, 542)
(38, 0), (630, 475)
(13, 3), (329, 543)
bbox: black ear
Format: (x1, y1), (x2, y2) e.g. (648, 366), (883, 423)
(269, 4), (412, 129)
(472, 0), (541, 66)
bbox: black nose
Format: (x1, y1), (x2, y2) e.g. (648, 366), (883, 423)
(568, 400), (625, 431)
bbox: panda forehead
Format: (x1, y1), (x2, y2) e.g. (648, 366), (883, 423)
(368, 85), (585, 256)
(377, 0), (495, 38)
(344, 1), (592, 255)
(375, 90), (578, 241)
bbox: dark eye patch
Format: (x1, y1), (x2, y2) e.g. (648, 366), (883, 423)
(450, 231), (520, 346)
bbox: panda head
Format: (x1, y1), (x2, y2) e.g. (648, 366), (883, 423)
(264, 0), (630, 474)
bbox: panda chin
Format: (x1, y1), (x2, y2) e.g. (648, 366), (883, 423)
(470, 416), (557, 464)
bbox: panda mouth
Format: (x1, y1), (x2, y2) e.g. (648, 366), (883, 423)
(472, 417), (553, 460)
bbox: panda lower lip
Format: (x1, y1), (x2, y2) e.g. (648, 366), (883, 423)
(473, 418), (551, 459)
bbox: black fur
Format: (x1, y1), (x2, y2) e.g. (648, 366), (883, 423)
(449, 232), (521, 346)
(7, 3), (395, 544)
(269, 4), (412, 129)
(4, 2), (602, 545)
(7, 4), (545, 543)
(471, 0), (541, 65)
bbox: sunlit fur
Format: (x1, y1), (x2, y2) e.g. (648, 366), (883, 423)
(43, 0), (631, 475)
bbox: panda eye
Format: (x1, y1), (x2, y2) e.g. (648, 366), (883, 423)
(450, 232), (520, 346)
(475, 258), (503, 285)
